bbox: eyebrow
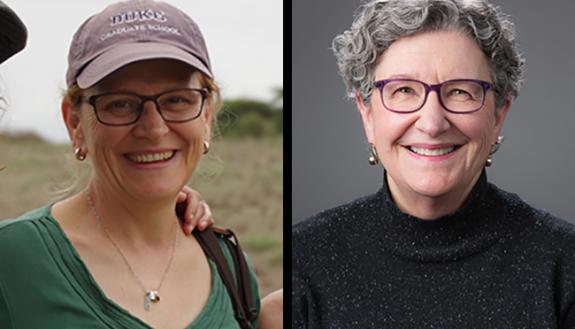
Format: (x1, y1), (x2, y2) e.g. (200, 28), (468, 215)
(374, 74), (418, 81)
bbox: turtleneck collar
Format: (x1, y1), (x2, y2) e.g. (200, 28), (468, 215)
(369, 170), (509, 262)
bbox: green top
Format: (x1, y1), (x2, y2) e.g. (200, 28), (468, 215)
(0, 205), (260, 329)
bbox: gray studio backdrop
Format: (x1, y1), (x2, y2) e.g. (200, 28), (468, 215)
(293, 0), (575, 224)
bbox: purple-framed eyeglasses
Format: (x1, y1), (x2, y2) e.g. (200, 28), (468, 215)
(373, 78), (493, 114)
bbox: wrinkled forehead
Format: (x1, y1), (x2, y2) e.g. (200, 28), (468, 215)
(374, 30), (491, 81)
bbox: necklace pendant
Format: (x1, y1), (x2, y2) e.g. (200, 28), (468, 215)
(144, 291), (160, 311)
(144, 295), (151, 311)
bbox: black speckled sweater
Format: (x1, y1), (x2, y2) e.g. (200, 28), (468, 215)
(292, 171), (575, 328)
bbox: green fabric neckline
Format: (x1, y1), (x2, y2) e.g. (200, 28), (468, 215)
(35, 204), (231, 329)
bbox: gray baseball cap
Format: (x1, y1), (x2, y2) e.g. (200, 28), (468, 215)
(66, 0), (213, 89)
(0, 0), (27, 64)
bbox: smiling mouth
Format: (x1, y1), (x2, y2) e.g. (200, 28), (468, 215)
(126, 151), (176, 163)
(407, 146), (459, 156)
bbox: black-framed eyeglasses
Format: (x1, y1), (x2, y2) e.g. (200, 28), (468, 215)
(80, 88), (209, 126)
(373, 78), (492, 114)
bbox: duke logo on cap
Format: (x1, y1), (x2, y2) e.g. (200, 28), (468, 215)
(66, 0), (212, 89)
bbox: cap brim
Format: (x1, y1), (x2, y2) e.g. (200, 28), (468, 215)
(76, 42), (212, 88)
(0, 2), (27, 63)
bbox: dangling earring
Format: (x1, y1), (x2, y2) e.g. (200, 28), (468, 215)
(203, 140), (210, 155)
(74, 147), (86, 161)
(486, 135), (504, 167)
(368, 144), (379, 165)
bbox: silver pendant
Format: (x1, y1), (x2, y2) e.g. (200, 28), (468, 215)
(144, 291), (160, 311)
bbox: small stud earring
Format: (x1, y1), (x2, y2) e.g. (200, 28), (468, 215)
(368, 144), (379, 165)
(486, 135), (504, 167)
(74, 147), (86, 161)
(485, 157), (493, 167)
(203, 140), (210, 155)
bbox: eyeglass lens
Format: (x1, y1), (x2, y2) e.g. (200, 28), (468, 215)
(381, 80), (486, 113)
(93, 89), (205, 125)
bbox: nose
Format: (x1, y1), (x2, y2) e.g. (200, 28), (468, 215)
(133, 100), (170, 140)
(413, 91), (450, 137)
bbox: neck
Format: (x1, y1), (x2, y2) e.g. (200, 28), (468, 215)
(85, 183), (179, 247)
(386, 172), (481, 220)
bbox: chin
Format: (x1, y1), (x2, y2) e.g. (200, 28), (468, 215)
(405, 172), (458, 199)
(126, 181), (183, 201)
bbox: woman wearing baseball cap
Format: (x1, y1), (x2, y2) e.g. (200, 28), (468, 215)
(0, 0), (213, 241)
(0, 1), (264, 328)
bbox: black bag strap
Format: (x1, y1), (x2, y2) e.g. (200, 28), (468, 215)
(192, 226), (258, 329)
(217, 228), (258, 319)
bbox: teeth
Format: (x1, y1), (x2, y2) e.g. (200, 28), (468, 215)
(409, 146), (455, 156)
(130, 151), (175, 163)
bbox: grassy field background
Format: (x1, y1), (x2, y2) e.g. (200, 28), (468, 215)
(0, 133), (283, 296)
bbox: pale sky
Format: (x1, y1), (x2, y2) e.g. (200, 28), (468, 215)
(0, 0), (283, 143)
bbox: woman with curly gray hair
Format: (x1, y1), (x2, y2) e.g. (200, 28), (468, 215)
(293, 0), (575, 328)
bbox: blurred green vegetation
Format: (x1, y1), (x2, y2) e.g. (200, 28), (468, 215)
(217, 87), (283, 138)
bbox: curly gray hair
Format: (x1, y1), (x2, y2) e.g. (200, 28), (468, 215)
(332, 0), (525, 107)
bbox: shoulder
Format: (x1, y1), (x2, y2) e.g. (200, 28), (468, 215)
(524, 207), (575, 254)
(292, 191), (382, 277)
(491, 183), (575, 253)
(0, 205), (51, 243)
(204, 229), (261, 324)
(0, 206), (56, 279)
(211, 229), (257, 271)
(491, 184), (575, 303)
(293, 191), (380, 247)
(216, 231), (259, 292)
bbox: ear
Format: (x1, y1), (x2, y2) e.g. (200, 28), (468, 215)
(355, 92), (376, 144)
(492, 96), (512, 139)
(61, 99), (85, 148)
